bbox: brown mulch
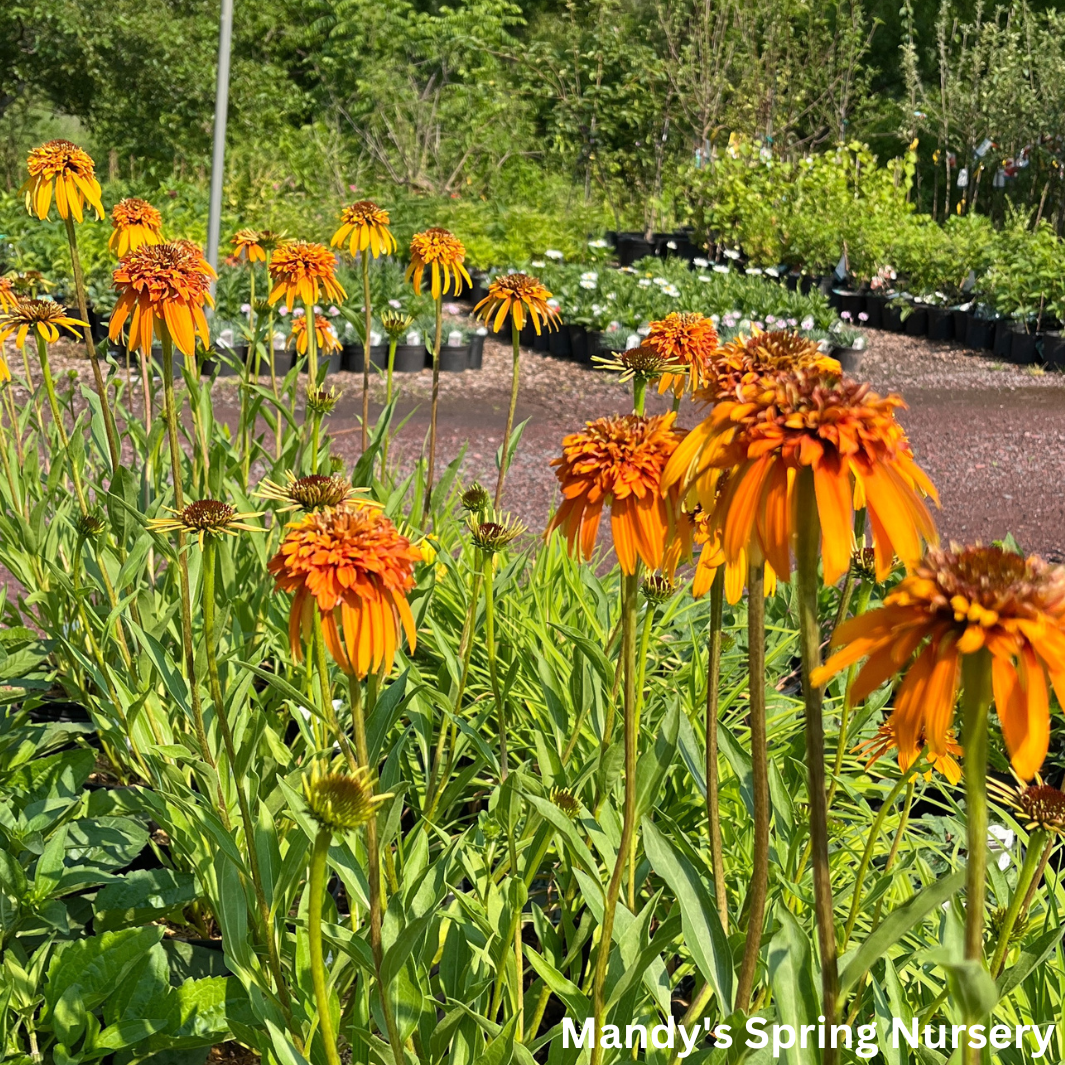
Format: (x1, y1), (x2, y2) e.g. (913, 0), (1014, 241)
(9, 329), (1065, 561)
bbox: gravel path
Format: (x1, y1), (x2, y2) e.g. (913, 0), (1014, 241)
(19, 328), (1065, 561)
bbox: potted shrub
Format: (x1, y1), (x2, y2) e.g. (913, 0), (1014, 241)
(964, 307), (996, 351)
(393, 326), (427, 373)
(829, 322), (867, 373)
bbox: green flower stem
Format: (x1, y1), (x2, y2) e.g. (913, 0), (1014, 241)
(795, 466), (839, 1048)
(735, 559), (769, 1014)
(64, 214), (121, 475)
(305, 299), (321, 474)
(589, 571), (639, 1065)
(239, 268), (257, 487)
(1018, 835), (1055, 924)
(202, 537), (293, 1021)
(494, 321), (522, 507)
(1, 378), (25, 464)
(830, 509), (867, 637)
(425, 297), (443, 516)
(705, 568), (728, 930)
(362, 251), (372, 454)
(17, 341), (47, 442)
(627, 597), (657, 910)
(0, 403), (23, 516)
(483, 552), (508, 782)
(160, 334), (215, 772)
(347, 675), (406, 1065)
(633, 376), (647, 416)
(267, 310), (283, 461)
(308, 827), (342, 1065)
(35, 334), (88, 513)
(382, 337), (398, 474)
(312, 611), (358, 770)
(961, 648), (993, 1065)
(841, 767), (916, 950)
(990, 827), (1047, 977)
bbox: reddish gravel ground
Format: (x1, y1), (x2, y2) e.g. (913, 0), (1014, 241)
(18, 328), (1065, 563)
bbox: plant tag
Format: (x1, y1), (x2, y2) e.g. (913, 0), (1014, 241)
(956, 167), (969, 188)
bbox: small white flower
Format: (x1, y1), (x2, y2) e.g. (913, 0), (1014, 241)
(545, 249), (564, 260)
(588, 238), (609, 249)
(388, 299), (402, 309)
(313, 305), (322, 314)
(765, 266), (780, 278)
(293, 307), (305, 317)
(638, 279), (652, 288)
(663, 285), (680, 298)
(698, 275), (712, 283)
(746, 267), (763, 276)
(279, 306), (289, 316)
(240, 302), (251, 314)
(606, 292), (617, 300)
(580, 271), (598, 282)
(765, 315), (777, 324)
(710, 314), (720, 324)
(531, 260), (546, 268)
(546, 298), (560, 309)
(713, 264), (730, 274)
(607, 320), (621, 332)
(724, 248), (741, 260)
(693, 257), (709, 268)
(666, 240), (677, 250)
(652, 277), (668, 286)
(591, 304), (604, 315)
(801, 315), (815, 331)
(328, 306), (340, 316)
(580, 280), (596, 290)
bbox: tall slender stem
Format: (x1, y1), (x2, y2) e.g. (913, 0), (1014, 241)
(795, 467), (839, 1046)
(705, 568), (728, 930)
(64, 215), (121, 475)
(495, 322), (521, 507)
(308, 829), (342, 1065)
(362, 252), (372, 454)
(425, 298), (443, 516)
(627, 598), (656, 910)
(304, 302), (321, 474)
(735, 560), (768, 1012)
(347, 675), (405, 1065)
(381, 337), (397, 474)
(990, 827), (1047, 977)
(961, 648), (992, 1065)
(633, 377), (647, 416)
(160, 334), (214, 770)
(34, 335), (88, 513)
(589, 572), (639, 1065)
(483, 552), (508, 781)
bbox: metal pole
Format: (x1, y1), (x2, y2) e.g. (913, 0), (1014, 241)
(206, 0), (234, 297)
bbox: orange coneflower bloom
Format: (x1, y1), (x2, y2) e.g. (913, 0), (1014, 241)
(646, 312), (720, 396)
(268, 504), (421, 678)
(109, 242), (216, 357)
(21, 140), (104, 222)
(665, 363), (938, 587)
(0, 355), (10, 384)
(853, 720), (963, 784)
(0, 299), (86, 349)
(406, 228), (471, 300)
(290, 313), (341, 356)
(268, 240), (346, 309)
(109, 198), (163, 257)
(474, 272), (559, 334)
(547, 412), (684, 575)
(331, 201), (397, 258)
(814, 544), (1065, 781)
(232, 228), (267, 263)
(0, 277), (18, 312)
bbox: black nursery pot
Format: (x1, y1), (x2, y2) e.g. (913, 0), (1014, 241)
(903, 307), (928, 337)
(468, 334), (486, 370)
(342, 343), (363, 373)
(862, 294), (885, 329)
(964, 314), (995, 351)
(926, 306), (954, 341)
(548, 326), (571, 358)
(568, 324), (591, 364)
(617, 236), (656, 266)
(881, 304), (905, 332)
(1010, 330), (1038, 365)
(839, 292), (865, 319)
(831, 346), (865, 374)
(951, 308), (970, 342)
(533, 329), (551, 353)
(1043, 333), (1065, 369)
(439, 344), (467, 372)
(392, 344), (425, 373)
(992, 319), (1016, 360)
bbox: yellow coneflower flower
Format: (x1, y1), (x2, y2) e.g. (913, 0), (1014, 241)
(593, 344), (684, 388)
(547, 412), (684, 575)
(989, 775), (1065, 835)
(289, 313), (341, 356)
(406, 228), (471, 299)
(474, 272), (559, 334)
(109, 198), (164, 257)
(268, 240), (346, 309)
(304, 764), (390, 832)
(380, 310), (414, 342)
(0, 299), (86, 349)
(467, 512), (526, 554)
(21, 140), (104, 222)
(331, 201), (397, 258)
(268, 504), (420, 677)
(232, 229), (267, 263)
(550, 787), (582, 820)
(256, 471), (376, 513)
(109, 242), (216, 357)
(147, 499), (261, 549)
(815, 544), (1065, 781)
(0, 277), (18, 312)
